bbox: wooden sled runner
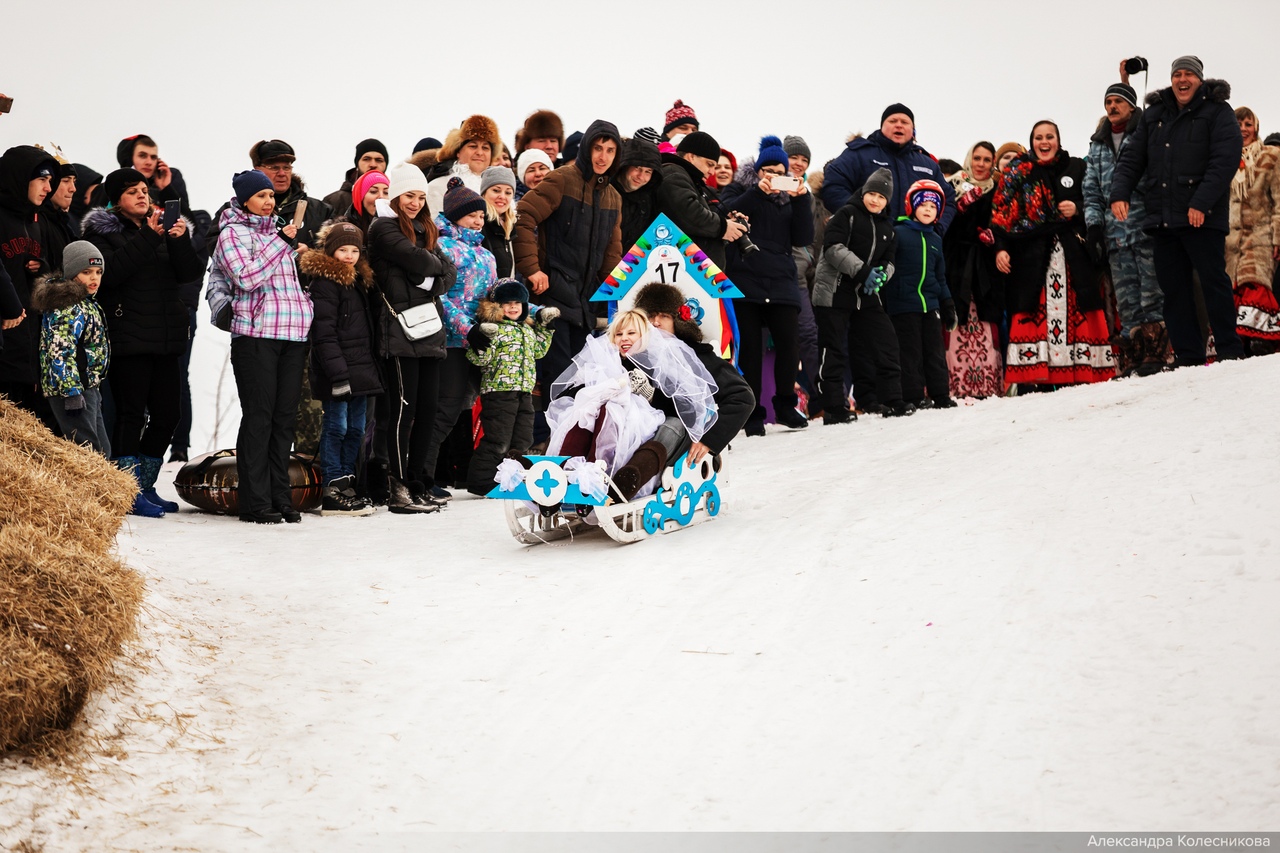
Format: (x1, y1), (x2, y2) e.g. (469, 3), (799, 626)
(489, 453), (722, 546)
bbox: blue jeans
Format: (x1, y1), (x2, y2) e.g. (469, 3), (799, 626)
(320, 396), (368, 485)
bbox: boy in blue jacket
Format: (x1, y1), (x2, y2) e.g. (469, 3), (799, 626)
(884, 180), (956, 408)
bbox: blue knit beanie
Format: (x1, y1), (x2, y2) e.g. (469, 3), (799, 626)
(756, 135), (790, 172)
(233, 170), (274, 205)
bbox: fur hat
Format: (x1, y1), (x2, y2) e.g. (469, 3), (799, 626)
(62, 240), (104, 279)
(756, 135), (790, 172)
(633, 281), (701, 341)
(387, 160), (429, 201)
(783, 135), (811, 162)
(905, 179), (945, 218)
(860, 167), (894, 203)
(104, 168), (147, 205)
(250, 139), (296, 166)
(480, 166), (516, 196)
(233, 169), (273, 205)
(676, 131), (721, 163)
(518, 110), (565, 152)
(516, 148), (554, 184)
(881, 103), (915, 125)
(324, 221), (364, 255)
(1171, 55), (1204, 79)
(663, 100), (699, 136)
(443, 177), (486, 223)
(354, 138), (388, 167)
(440, 115), (502, 164)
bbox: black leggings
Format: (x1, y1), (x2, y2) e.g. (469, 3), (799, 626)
(388, 356), (441, 482)
(735, 301), (800, 416)
(108, 352), (182, 458)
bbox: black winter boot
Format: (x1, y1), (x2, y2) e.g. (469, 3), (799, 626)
(773, 397), (808, 429)
(610, 440), (668, 502)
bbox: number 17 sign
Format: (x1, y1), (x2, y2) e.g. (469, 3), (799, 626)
(591, 214), (744, 358)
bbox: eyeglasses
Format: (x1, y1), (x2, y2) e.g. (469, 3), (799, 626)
(261, 163), (294, 173)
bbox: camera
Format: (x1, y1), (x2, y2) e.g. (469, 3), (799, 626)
(1125, 56), (1148, 75)
(726, 210), (758, 256)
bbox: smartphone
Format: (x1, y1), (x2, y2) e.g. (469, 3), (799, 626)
(162, 199), (181, 230)
(772, 175), (801, 192)
(0, 96), (13, 114)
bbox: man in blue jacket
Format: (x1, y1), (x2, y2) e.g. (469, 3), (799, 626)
(1110, 55), (1244, 365)
(821, 104), (956, 234)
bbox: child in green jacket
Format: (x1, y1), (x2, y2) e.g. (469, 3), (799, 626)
(465, 279), (556, 494)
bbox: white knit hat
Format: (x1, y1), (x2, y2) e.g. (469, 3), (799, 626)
(386, 160), (430, 201)
(516, 148), (554, 183)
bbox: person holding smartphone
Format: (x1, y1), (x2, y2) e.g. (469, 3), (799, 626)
(82, 168), (202, 516)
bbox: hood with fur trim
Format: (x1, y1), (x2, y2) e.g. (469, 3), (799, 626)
(298, 244), (374, 289)
(475, 296), (534, 325)
(1146, 78), (1231, 109)
(81, 206), (196, 241)
(30, 272), (91, 312)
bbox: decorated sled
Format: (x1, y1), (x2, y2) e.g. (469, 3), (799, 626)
(592, 213), (744, 360)
(488, 453), (722, 546)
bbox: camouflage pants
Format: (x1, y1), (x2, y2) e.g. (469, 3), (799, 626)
(293, 344), (323, 458)
(1109, 237), (1163, 331)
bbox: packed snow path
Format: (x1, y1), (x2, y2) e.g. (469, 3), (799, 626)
(3, 358), (1278, 850)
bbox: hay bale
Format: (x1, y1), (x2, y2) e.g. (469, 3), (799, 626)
(0, 400), (143, 754)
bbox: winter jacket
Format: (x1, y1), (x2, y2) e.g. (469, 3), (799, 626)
(942, 190), (1004, 324)
(613, 138), (664, 250)
(39, 202), (77, 271)
(81, 207), (202, 355)
(427, 164), (482, 220)
(30, 273), (110, 398)
(210, 202), (313, 342)
(0, 145), (60, 378)
(820, 131), (957, 234)
(992, 151), (1101, 315)
(481, 217), (515, 279)
(670, 323), (755, 455)
(208, 175), (332, 255)
(299, 247), (384, 400)
(722, 161), (814, 308)
(656, 153), (729, 270)
(1110, 79), (1241, 234)
(436, 215), (497, 348)
(323, 170), (356, 216)
(1083, 112), (1152, 246)
(513, 120), (624, 329)
(1226, 139), (1280, 287)
(366, 214), (454, 359)
(813, 195), (897, 309)
(884, 219), (951, 315)
(466, 298), (553, 394)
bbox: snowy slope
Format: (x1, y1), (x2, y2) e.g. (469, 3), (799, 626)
(3, 358), (1279, 850)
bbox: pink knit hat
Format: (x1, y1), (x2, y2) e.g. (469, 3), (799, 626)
(351, 169), (389, 212)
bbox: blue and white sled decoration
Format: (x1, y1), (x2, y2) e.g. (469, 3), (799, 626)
(591, 214), (744, 361)
(489, 452), (723, 546)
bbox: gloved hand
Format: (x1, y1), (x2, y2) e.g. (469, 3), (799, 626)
(535, 306), (560, 327)
(331, 381), (352, 399)
(1086, 224), (1107, 265)
(957, 185), (983, 213)
(214, 303), (233, 332)
(628, 368), (654, 401)
(861, 266), (889, 295)
(940, 299), (958, 331)
(63, 394), (85, 417)
(466, 323), (493, 351)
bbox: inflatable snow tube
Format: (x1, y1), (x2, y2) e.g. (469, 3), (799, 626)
(173, 450), (324, 514)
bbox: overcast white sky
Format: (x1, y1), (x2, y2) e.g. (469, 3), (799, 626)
(5, 0), (1277, 213)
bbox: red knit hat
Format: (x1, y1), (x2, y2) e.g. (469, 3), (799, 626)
(663, 99), (699, 136)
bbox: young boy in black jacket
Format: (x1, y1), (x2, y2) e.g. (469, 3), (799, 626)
(810, 167), (912, 422)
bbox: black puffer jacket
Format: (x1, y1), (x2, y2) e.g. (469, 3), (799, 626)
(670, 323), (755, 454)
(1110, 78), (1241, 234)
(657, 153), (728, 269)
(613, 137), (663, 250)
(722, 161), (814, 308)
(367, 215), (455, 359)
(0, 145), (59, 375)
(300, 247), (384, 400)
(482, 217), (516, 279)
(81, 207), (203, 356)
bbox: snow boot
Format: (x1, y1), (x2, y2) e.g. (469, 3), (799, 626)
(773, 397), (808, 429)
(610, 440), (668, 503)
(1135, 321), (1173, 376)
(117, 456), (165, 518)
(883, 400), (916, 418)
(407, 479), (448, 509)
(239, 509), (283, 524)
(322, 482), (375, 517)
(138, 455), (179, 512)
(823, 408), (856, 425)
(388, 475), (440, 514)
(365, 459), (390, 506)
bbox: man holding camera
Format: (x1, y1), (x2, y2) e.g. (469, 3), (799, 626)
(656, 131), (748, 271)
(1083, 75), (1166, 376)
(821, 104), (956, 234)
(1110, 55), (1244, 366)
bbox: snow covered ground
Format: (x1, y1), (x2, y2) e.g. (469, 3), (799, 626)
(3, 356), (1279, 850)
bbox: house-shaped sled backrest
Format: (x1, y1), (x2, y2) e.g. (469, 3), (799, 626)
(591, 214), (744, 358)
